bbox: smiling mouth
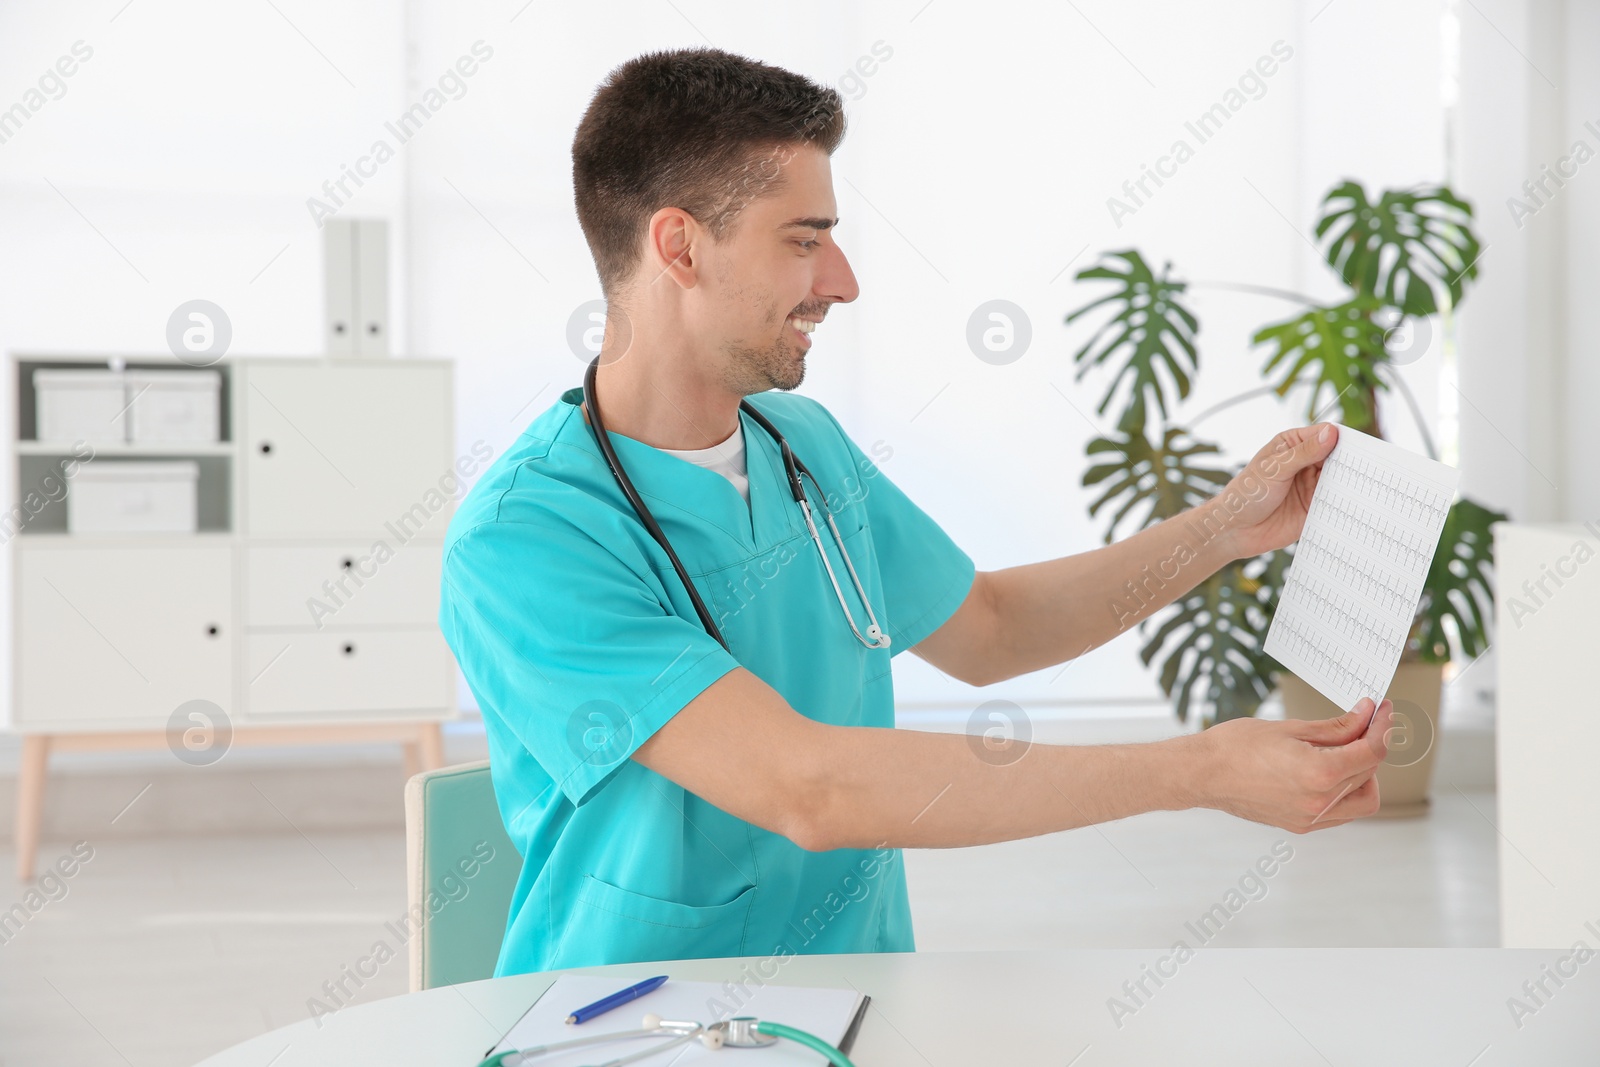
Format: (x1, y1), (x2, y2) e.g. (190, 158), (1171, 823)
(787, 315), (818, 348)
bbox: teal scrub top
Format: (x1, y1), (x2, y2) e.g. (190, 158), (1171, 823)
(438, 385), (975, 976)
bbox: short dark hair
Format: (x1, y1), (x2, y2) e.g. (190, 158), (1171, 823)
(572, 48), (847, 296)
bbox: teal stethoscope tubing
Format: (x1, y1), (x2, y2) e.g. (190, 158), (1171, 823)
(756, 1019), (858, 1065)
(582, 356), (890, 653)
(474, 1016), (859, 1066)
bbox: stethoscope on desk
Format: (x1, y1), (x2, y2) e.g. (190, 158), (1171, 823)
(582, 356), (890, 652)
(478, 1012), (859, 1067)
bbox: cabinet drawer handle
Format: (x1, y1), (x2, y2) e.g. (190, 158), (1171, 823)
(340, 557), (354, 570)
(342, 643), (356, 656)
(206, 624), (221, 638)
(259, 441), (273, 455)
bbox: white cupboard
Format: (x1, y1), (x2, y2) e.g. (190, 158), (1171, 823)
(17, 543), (234, 724)
(8, 354), (458, 879)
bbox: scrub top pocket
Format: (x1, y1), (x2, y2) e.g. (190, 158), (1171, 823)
(563, 874), (757, 966)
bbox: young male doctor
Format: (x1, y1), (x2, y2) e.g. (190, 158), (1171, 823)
(438, 47), (1394, 977)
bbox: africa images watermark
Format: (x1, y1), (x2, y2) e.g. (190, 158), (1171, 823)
(1105, 436), (1290, 632)
(1504, 916), (1600, 1030)
(0, 39), (94, 148)
(305, 440), (495, 628)
(686, 42), (885, 245)
(306, 40), (495, 227)
(1506, 116), (1600, 230)
(1502, 518), (1600, 629)
(1, 441), (95, 545)
(704, 846), (897, 1023)
(1107, 40), (1294, 228)
(1107, 840), (1295, 1028)
(835, 40), (893, 100)
(306, 840), (498, 1026)
(0, 841), (96, 947)
(705, 439), (894, 632)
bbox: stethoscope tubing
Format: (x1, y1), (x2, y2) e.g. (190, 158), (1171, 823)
(477, 1016), (859, 1067)
(581, 356), (889, 652)
(582, 357), (727, 646)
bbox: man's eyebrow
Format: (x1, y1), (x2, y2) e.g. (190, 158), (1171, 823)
(779, 216), (838, 231)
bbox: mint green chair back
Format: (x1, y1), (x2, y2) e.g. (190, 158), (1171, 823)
(404, 761), (522, 990)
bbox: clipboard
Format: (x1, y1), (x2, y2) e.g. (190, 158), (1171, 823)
(484, 973), (870, 1064)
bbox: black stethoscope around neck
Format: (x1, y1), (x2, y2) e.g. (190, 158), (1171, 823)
(581, 356), (890, 652)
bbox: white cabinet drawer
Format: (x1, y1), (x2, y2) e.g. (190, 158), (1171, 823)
(242, 361), (453, 538)
(245, 543), (441, 628)
(244, 630), (452, 716)
(16, 543), (232, 727)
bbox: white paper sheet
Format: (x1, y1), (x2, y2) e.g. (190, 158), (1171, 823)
(487, 973), (866, 1065)
(1264, 426), (1461, 712)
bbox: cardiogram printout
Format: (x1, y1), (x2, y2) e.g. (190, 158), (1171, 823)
(1263, 426), (1461, 714)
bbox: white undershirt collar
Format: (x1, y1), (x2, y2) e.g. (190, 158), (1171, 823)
(658, 422), (750, 504)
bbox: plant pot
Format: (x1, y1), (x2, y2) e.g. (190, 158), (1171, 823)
(1276, 661), (1445, 818)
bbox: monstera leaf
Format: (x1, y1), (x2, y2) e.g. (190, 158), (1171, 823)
(1414, 497), (1507, 664)
(1066, 251), (1199, 434)
(1083, 426), (1233, 544)
(1140, 550), (1291, 725)
(1316, 181), (1481, 316)
(1252, 297), (1389, 430)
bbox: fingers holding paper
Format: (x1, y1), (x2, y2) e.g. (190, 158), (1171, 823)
(1307, 775), (1381, 829)
(1307, 697), (1396, 825)
(1193, 696), (1394, 833)
(1208, 422), (1339, 561)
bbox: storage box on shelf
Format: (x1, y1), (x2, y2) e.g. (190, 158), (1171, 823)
(8, 353), (458, 880)
(32, 365), (223, 446)
(125, 369), (222, 444)
(68, 460), (200, 534)
(34, 368), (128, 445)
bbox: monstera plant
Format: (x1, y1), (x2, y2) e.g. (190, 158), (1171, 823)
(1065, 180), (1508, 727)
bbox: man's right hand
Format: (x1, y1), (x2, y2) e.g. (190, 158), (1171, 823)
(1191, 697), (1394, 833)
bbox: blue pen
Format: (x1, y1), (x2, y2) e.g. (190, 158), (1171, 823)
(565, 975), (669, 1025)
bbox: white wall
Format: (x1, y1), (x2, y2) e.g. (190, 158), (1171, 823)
(4, 0), (1555, 724)
(0, 1), (408, 355)
(1456, 0), (1597, 525)
(1563, 3), (1600, 524)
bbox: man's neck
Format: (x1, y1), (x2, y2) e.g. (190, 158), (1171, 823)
(584, 343), (743, 451)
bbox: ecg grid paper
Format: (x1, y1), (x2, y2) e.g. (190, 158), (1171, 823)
(1263, 427), (1461, 713)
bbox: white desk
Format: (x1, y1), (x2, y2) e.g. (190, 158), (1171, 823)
(1495, 521), (1600, 948)
(195, 949), (1596, 1064)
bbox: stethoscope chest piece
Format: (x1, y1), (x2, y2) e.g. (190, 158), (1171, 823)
(712, 1017), (779, 1048)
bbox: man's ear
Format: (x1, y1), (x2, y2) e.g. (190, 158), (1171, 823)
(646, 206), (699, 289)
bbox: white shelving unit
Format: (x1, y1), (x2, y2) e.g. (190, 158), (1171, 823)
(8, 353), (458, 879)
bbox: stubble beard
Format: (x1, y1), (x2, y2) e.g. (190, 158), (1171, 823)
(722, 328), (805, 395)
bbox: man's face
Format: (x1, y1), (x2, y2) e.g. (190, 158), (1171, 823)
(696, 143), (859, 395)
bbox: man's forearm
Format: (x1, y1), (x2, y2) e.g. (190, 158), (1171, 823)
(636, 660), (1386, 856)
(977, 497), (1241, 684)
(804, 723), (1208, 851)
